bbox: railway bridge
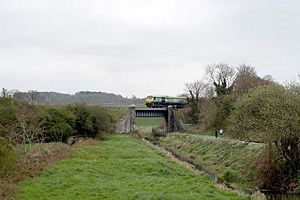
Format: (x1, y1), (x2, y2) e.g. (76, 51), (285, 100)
(115, 105), (187, 133)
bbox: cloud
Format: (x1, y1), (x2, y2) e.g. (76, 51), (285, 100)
(0, 0), (299, 97)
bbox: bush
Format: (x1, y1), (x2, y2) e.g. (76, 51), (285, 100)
(68, 104), (112, 137)
(0, 95), (114, 143)
(219, 170), (238, 184)
(229, 85), (300, 190)
(209, 95), (235, 130)
(0, 96), (18, 139)
(0, 137), (16, 177)
(229, 85), (300, 141)
(0, 97), (17, 125)
(36, 106), (75, 143)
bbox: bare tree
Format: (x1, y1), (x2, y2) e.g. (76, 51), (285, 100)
(233, 65), (274, 97)
(206, 63), (236, 96)
(0, 88), (13, 98)
(184, 80), (208, 124)
(13, 90), (44, 104)
(234, 65), (259, 96)
(27, 90), (45, 104)
(236, 64), (257, 77)
(184, 80), (208, 102)
(11, 116), (44, 145)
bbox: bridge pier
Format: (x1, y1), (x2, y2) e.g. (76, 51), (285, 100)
(129, 105), (136, 131)
(166, 106), (172, 133)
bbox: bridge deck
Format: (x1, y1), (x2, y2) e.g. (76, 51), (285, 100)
(135, 108), (168, 117)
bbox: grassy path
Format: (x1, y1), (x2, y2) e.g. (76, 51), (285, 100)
(18, 135), (247, 200)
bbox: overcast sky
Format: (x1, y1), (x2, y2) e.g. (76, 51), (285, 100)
(0, 0), (299, 98)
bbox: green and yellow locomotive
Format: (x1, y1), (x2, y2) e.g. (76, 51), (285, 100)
(145, 96), (187, 108)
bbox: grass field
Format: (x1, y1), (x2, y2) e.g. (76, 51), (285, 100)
(135, 117), (165, 128)
(18, 135), (248, 200)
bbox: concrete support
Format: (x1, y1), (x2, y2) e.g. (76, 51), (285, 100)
(129, 105), (136, 132)
(167, 106), (187, 133)
(115, 114), (130, 133)
(166, 106), (172, 133)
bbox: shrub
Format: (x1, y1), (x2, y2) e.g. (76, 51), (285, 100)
(68, 104), (112, 137)
(219, 170), (238, 184)
(0, 137), (16, 177)
(0, 96), (18, 139)
(229, 85), (300, 141)
(36, 106), (75, 143)
(229, 85), (300, 190)
(210, 95), (235, 130)
(0, 97), (17, 125)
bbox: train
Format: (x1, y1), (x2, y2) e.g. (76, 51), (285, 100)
(145, 96), (188, 108)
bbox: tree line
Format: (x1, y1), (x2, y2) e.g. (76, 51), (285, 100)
(13, 91), (144, 107)
(182, 63), (300, 190)
(0, 89), (116, 145)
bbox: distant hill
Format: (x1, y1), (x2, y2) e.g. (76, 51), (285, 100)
(14, 91), (144, 107)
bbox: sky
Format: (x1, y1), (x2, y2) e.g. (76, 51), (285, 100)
(0, 0), (299, 98)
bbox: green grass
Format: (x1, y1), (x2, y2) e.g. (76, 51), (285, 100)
(190, 130), (215, 136)
(159, 133), (265, 190)
(18, 135), (248, 200)
(136, 117), (165, 128)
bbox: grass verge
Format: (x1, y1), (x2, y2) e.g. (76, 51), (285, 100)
(18, 134), (250, 200)
(158, 133), (265, 190)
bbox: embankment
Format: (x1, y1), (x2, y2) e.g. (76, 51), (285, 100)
(158, 133), (265, 191)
